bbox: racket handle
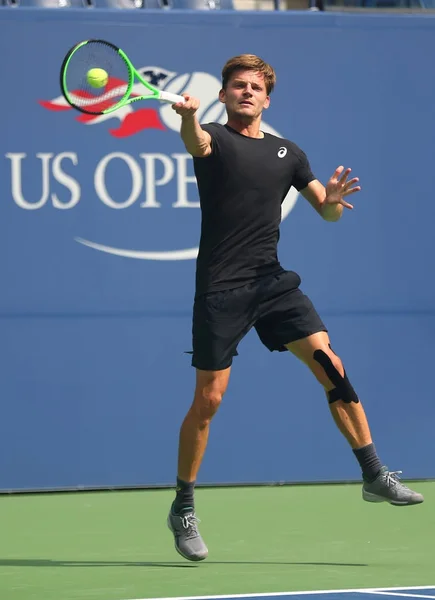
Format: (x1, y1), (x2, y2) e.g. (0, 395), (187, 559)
(158, 90), (186, 104)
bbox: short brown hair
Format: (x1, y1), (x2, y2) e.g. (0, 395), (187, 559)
(221, 54), (276, 95)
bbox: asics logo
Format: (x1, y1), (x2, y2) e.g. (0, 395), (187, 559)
(277, 146), (287, 158)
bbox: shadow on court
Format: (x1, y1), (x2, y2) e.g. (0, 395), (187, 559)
(0, 559), (368, 568)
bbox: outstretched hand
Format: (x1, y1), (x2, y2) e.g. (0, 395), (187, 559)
(325, 166), (361, 210)
(171, 93), (200, 118)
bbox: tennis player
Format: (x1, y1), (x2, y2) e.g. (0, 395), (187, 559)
(167, 54), (424, 562)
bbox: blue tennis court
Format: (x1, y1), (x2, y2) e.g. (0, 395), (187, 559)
(139, 588), (435, 600)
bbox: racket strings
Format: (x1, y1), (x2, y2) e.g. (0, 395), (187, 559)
(63, 41), (131, 113)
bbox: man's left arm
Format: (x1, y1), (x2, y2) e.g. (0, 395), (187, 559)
(300, 166), (361, 222)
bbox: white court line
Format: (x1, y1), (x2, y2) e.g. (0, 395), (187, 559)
(123, 585), (435, 600)
(363, 594), (435, 600)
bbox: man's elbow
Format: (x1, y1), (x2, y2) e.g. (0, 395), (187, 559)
(185, 144), (212, 158)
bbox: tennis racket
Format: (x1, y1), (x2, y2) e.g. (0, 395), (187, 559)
(60, 39), (185, 115)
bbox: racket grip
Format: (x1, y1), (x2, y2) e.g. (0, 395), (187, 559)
(158, 90), (186, 104)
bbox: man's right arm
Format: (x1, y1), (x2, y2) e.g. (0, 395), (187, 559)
(172, 94), (212, 158)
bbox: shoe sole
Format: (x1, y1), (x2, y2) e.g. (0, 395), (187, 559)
(363, 490), (424, 506)
(167, 515), (208, 562)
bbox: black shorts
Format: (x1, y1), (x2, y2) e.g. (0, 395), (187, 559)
(191, 270), (327, 371)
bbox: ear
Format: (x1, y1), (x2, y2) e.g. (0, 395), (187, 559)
(263, 96), (271, 110)
(219, 88), (226, 104)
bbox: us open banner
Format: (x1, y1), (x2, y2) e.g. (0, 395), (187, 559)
(1, 9), (434, 491)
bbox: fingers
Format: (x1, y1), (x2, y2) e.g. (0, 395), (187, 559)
(340, 185), (360, 209)
(332, 165), (346, 181)
(340, 199), (354, 210)
(339, 167), (352, 184)
(333, 166), (353, 191)
(330, 166), (361, 198)
(332, 166), (356, 184)
(172, 93), (200, 116)
(342, 184), (361, 197)
(344, 176), (359, 188)
(343, 176), (360, 194)
(326, 165), (361, 211)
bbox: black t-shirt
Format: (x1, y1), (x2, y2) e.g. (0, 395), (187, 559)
(193, 123), (315, 296)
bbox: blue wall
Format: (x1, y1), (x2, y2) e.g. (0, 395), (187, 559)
(1, 9), (435, 491)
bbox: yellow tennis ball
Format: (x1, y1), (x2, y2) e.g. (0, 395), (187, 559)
(87, 68), (108, 89)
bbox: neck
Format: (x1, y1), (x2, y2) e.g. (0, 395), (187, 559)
(226, 117), (264, 139)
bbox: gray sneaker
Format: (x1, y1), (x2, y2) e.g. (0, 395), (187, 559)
(362, 467), (424, 506)
(167, 509), (208, 561)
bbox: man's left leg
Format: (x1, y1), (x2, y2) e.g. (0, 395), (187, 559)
(286, 331), (424, 506)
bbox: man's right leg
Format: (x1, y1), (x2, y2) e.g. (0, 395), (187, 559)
(168, 367), (231, 562)
(176, 367), (231, 508)
(168, 285), (255, 560)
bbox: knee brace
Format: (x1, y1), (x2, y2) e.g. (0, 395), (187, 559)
(313, 349), (359, 404)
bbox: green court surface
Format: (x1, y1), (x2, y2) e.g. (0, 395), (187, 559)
(1, 482), (433, 600)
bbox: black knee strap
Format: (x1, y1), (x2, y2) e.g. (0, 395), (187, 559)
(313, 349), (359, 404)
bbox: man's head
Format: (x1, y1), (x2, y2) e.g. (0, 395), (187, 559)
(222, 55), (276, 95)
(219, 55), (276, 121)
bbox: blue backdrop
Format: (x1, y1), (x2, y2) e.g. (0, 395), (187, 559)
(1, 9), (434, 491)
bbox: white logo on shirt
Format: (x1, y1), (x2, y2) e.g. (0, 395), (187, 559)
(277, 146), (287, 158)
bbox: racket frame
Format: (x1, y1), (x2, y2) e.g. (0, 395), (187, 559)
(60, 39), (185, 115)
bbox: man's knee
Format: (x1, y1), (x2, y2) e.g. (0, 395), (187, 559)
(312, 348), (359, 404)
(192, 387), (224, 424)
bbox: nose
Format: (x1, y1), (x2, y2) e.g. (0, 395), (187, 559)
(243, 84), (253, 96)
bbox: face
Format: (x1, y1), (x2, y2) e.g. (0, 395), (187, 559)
(219, 69), (270, 121)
